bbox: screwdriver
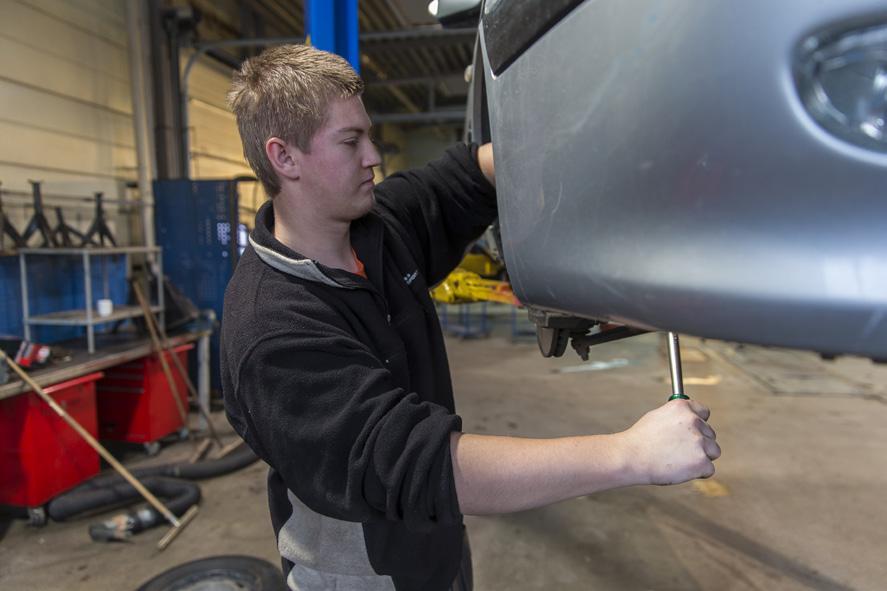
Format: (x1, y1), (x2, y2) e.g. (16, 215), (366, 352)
(666, 332), (690, 401)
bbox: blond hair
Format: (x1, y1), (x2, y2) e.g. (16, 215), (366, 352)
(227, 44), (364, 197)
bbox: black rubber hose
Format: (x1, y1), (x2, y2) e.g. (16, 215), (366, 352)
(48, 476), (199, 522)
(45, 441), (256, 533)
(169, 442), (258, 480)
(69, 464), (169, 492)
(62, 442), (259, 493)
(86, 477), (200, 542)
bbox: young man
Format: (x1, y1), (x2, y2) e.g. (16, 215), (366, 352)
(222, 45), (720, 591)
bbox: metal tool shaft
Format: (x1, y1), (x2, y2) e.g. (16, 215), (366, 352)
(666, 332), (690, 401)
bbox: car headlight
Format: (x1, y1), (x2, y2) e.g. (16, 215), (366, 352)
(797, 23), (887, 152)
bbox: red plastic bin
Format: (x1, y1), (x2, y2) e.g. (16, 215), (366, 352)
(0, 372), (103, 508)
(96, 344), (193, 444)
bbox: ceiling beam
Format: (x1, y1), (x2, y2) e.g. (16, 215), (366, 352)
(361, 27), (475, 52)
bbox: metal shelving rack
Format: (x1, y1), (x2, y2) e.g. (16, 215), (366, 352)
(19, 246), (164, 354)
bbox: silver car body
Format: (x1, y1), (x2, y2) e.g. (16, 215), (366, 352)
(475, 0), (887, 358)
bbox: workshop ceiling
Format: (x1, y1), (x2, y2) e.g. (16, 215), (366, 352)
(180, 0), (475, 124)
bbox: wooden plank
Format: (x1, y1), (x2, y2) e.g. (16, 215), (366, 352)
(0, 331), (211, 400)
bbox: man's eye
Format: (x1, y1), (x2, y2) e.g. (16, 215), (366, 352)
(344, 139), (358, 146)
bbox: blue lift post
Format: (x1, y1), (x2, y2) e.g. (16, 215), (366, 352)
(305, 0), (360, 72)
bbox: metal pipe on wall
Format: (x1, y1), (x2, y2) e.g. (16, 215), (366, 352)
(147, 0), (182, 180)
(125, 0), (157, 248)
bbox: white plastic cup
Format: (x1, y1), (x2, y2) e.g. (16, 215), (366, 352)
(97, 299), (113, 317)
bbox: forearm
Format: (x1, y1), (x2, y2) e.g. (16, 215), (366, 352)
(449, 399), (721, 515)
(450, 432), (637, 515)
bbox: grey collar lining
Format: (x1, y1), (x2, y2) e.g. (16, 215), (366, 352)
(249, 235), (343, 288)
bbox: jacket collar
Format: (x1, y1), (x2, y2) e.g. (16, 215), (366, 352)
(249, 200), (383, 289)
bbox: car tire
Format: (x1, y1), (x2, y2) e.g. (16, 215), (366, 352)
(136, 555), (285, 591)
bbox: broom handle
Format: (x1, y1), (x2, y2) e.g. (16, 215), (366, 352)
(137, 287), (222, 447)
(131, 282), (188, 425)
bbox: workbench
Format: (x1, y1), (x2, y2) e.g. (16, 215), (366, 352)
(0, 328), (212, 430)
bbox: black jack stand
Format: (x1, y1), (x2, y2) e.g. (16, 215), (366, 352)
(21, 181), (57, 248)
(0, 183), (26, 252)
(52, 207), (85, 247)
(81, 192), (116, 247)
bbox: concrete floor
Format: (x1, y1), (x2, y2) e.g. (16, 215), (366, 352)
(1, 327), (886, 590)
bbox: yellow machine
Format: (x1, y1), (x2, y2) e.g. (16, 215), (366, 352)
(431, 269), (518, 306)
(457, 251), (504, 279)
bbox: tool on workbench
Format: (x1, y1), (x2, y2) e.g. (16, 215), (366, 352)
(0, 350), (199, 550)
(132, 281), (222, 447)
(666, 332), (690, 401)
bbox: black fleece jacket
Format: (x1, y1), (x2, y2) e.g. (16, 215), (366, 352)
(221, 143), (497, 591)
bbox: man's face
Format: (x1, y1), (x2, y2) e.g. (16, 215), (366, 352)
(296, 96), (382, 223)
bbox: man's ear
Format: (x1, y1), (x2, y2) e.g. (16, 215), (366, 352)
(265, 137), (301, 181)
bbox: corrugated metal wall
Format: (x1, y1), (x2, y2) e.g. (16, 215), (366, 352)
(183, 51), (264, 226)
(185, 51), (253, 181)
(0, 0), (260, 236)
(0, 0), (135, 236)
(0, 0), (138, 340)
(0, 1), (461, 236)
(0, 0), (260, 340)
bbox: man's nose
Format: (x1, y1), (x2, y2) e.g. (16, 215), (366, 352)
(364, 141), (382, 168)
